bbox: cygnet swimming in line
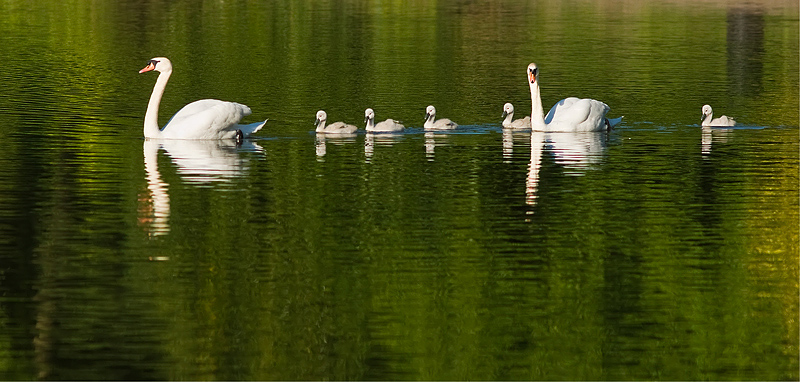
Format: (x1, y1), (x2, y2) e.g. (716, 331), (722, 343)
(315, 110), (358, 134)
(424, 105), (458, 130)
(364, 108), (405, 133)
(701, 104), (736, 127)
(501, 103), (531, 129)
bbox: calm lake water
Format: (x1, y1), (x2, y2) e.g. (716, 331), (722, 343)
(0, 0), (798, 380)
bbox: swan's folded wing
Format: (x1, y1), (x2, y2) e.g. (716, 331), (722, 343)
(544, 97), (581, 124)
(163, 100), (251, 139)
(546, 98), (609, 131)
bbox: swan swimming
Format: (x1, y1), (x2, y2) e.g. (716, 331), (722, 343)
(527, 63), (622, 132)
(139, 57), (266, 140)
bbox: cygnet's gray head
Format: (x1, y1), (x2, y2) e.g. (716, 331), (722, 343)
(364, 108), (375, 124)
(502, 103), (514, 118)
(314, 110), (328, 127)
(701, 104), (713, 120)
(425, 105), (436, 122)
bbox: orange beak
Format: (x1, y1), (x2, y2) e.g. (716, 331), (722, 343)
(528, 70), (536, 83)
(139, 62), (155, 73)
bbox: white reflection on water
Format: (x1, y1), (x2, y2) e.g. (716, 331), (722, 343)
(140, 139), (263, 237)
(141, 140), (170, 237)
(424, 131), (452, 160)
(527, 131), (607, 208)
(364, 133), (403, 162)
(315, 133), (357, 160)
(701, 126), (732, 156)
(503, 128), (531, 162)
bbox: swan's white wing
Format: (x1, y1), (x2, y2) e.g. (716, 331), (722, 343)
(162, 99), (251, 139)
(545, 97), (609, 132)
(544, 97), (581, 124)
(166, 99), (249, 126)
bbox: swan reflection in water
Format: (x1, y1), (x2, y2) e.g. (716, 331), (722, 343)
(315, 132), (357, 160)
(701, 126), (732, 156)
(139, 139), (263, 237)
(527, 131), (607, 209)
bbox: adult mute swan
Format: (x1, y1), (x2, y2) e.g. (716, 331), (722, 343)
(501, 103), (531, 129)
(364, 108), (405, 133)
(139, 57), (267, 140)
(528, 63), (622, 132)
(424, 105), (458, 130)
(314, 110), (358, 134)
(701, 105), (736, 127)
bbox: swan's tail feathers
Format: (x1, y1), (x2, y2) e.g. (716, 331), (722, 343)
(606, 116), (624, 130)
(239, 119), (268, 137)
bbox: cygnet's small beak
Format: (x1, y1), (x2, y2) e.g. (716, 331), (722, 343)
(501, 110), (509, 119)
(314, 118), (321, 126)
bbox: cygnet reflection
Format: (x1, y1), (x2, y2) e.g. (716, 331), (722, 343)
(364, 133), (403, 162)
(701, 126), (732, 156)
(316, 133), (357, 160)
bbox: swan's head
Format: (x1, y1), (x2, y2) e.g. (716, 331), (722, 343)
(139, 57), (172, 74)
(527, 63), (539, 84)
(502, 102), (514, 118)
(315, 110), (327, 127)
(425, 105), (436, 121)
(701, 104), (713, 120)
(364, 108), (375, 124)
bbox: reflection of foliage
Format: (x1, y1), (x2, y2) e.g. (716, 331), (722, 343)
(0, 0), (797, 380)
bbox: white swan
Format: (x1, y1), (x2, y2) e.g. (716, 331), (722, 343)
(139, 57), (267, 140)
(528, 63), (622, 132)
(701, 105), (736, 127)
(501, 103), (531, 129)
(364, 108), (404, 133)
(314, 110), (358, 134)
(424, 105), (458, 130)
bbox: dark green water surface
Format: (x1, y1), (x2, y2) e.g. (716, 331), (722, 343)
(0, 0), (797, 380)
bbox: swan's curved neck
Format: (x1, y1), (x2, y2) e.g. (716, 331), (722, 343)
(529, 81), (547, 130)
(144, 70), (171, 138)
(365, 118), (375, 131)
(316, 120), (326, 132)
